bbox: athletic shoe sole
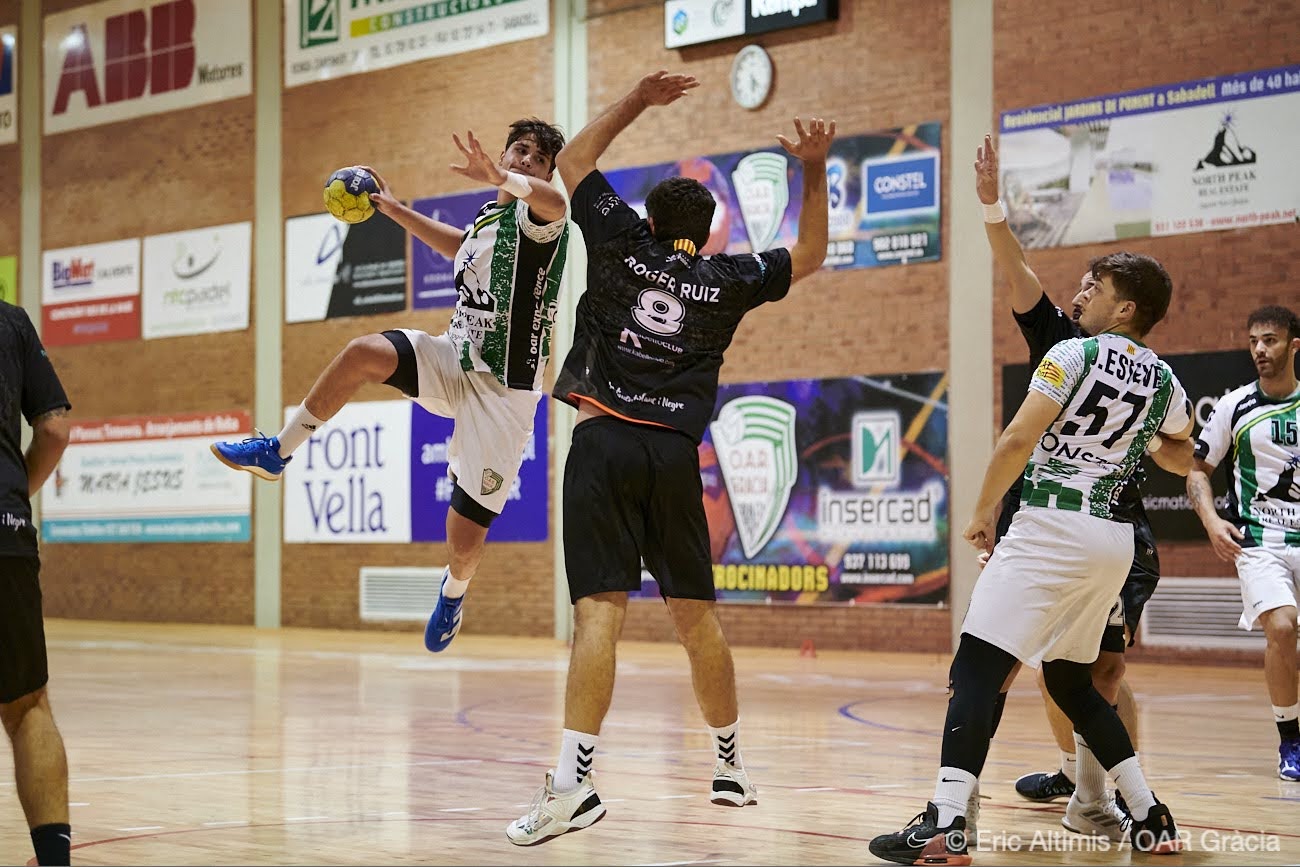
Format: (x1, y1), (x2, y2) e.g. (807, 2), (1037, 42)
(507, 804), (606, 846)
(710, 790), (757, 806)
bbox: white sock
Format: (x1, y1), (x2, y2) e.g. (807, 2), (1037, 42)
(933, 766), (977, 827)
(1108, 755), (1156, 821)
(708, 720), (742, 768)
(1273, 703), (1299, 722)
(1073, 734), (1108, 802)
(554, 729), (598, 793)
(441, 566), (471, 600)
(1060, 750), (1078, 783)
(276, 404), (327, 457)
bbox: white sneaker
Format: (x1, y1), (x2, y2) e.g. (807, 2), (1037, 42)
(1062, 791), (1129, 842)
(711, 761), (757, 806)
(506, 770), (606, 846)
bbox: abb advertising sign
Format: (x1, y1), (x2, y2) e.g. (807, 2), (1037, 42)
(43, 0), (250, 135)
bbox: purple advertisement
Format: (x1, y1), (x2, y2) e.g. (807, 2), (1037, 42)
(409, 189), (497, 309)
(408, 397), (549, 542)
(604, 126), (942, 269)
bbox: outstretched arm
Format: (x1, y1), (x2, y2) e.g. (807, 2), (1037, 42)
(555, 71), (699, 193)
(357, 165), (465, 259)
(779, 117), (836, 283)
(975, 134), (1044, 314)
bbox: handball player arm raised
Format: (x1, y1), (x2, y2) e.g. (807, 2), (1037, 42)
(356, 164), (465, 258)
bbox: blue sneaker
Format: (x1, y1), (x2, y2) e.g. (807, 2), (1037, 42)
(1280, 737), (1300, 781)
(210, 432), (290, 481)
(424, 571), (465, 652)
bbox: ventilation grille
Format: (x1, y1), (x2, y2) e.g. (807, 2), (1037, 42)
(359, 566), (444, 622)
(1139, 576), (1263, 649)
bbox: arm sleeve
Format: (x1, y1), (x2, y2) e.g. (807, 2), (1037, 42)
(19, 311), (71, 422)
(568, 170), (645, 246)
(737, 248), (794, 308)
(1194, 393), (1234, 466)
(515, 198), (568, 244)
(1012, 292), (1079, 364)
(1159, 371), (1192, 435)
(1027, 338), (1086, 408)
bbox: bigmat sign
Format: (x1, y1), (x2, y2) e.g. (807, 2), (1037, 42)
(43, 0), (251, 135)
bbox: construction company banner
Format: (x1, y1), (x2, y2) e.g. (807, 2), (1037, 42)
(283, 398), (548, 543)
(43, 0), (251, 135)
(285, 0), (549, 88)
(664, 0), (837, 48)
(0, 256), (15, 305)
(142, 222), (251, 339)
(40, 411), (253, 542)
(410, 188), (494, 309)
(998, 63), (1300, 248)
(1003, 348), (1276, 541)
(604, 125), (942, 270)
(41, 238), (141, 347)
(1, 26), (16, 146)
(284, 211), (407, 323)
(636, 373), (950, 605)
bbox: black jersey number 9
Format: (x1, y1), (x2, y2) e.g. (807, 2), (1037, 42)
(632, 288), (685, 337)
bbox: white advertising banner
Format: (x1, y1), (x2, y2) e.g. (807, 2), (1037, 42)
(0, 27), (16, 146)
(43, 0), (252, 135)
(284, 212), (342, 323)
(282, 400), (413, 543)
(41, 411), (253, 542)
(999, 63), (1300, 247)
(142, 221), (251, 339)
(284, 0), (548, 88)
(40, 238), (142, 346)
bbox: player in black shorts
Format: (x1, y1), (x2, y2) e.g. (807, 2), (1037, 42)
(0, 301), (74, 866)
(505, 70), (834, 845)
(973, 135), (1193, 838)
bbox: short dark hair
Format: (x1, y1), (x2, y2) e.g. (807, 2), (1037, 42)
(645, 177), (716, 249)
(1090, 252), (1172, 336)
(1247, 305), (1300, 341)
(505, 118), (565, 165)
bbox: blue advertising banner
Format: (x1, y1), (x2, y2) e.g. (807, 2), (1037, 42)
(409, 189), (496, 310)
(998, 63), (1300, 247)
(636, 373), (951, 604)
(603, 125), (942, 269)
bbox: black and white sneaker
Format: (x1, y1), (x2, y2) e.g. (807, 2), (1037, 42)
(506, 771), (606, 845)
(711, 761), (757, 806)
(1014, 768), (1075, 802)
(868, 802), (972, 866)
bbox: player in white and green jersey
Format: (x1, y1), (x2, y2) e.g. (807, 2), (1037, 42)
(210, 119), (570, 655)
(1188, 305), (1300, 780)
(873, 252), (1194, 864)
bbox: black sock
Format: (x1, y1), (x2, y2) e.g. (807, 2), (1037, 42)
(1279, 718), (1300, 740)
(989, 691), (1008, 738)
(31, 823), (71, 866)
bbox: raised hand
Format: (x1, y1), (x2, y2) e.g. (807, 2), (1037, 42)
(450, 130), (508, 187)
(355, 164), (399, 216)
(777, 117), (836, 163)
(974, 134), (1000, 205)
(635, 70), (699, 107)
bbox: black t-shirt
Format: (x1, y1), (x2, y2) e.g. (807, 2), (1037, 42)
(553, 170), (793, 442)
(1002, 292), (1146, 528)
(0, 303), (71, 556)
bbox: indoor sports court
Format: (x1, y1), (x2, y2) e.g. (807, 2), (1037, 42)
(1, 0), (1297, 864)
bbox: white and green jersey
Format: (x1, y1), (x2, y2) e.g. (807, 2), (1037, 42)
(1195, 382), (1300, 548)
(448, 198), (569, 392)
(1022, 333), (1191, 519)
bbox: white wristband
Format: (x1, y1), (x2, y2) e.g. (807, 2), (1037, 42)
(500, 170), (533, 199)
(1146, 435), (1163, 454)
(981, 199), (1006, 223)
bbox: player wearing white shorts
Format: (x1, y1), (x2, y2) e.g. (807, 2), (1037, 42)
(1187, 305), (1300, 780)
(871, 251), (1193, 865)
(211, 121), (570, 652)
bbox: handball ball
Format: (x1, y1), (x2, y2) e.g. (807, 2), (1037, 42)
(323, 166), (380, 224)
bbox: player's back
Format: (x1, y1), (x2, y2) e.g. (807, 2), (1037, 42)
(1024, 332), (1189, 519)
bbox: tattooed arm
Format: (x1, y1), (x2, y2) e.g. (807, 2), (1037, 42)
(27, 406), (71, 497)
(1187, 457), (1242, 562)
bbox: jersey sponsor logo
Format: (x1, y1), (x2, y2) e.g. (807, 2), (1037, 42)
(1034, 357), (1067, 389)
(710, 396), (798, 557)
(731, 151), (790, 253)
(481, 468), (504, 497)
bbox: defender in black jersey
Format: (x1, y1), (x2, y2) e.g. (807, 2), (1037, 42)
(506, 71), (834, 846)
(211, 121), (571, 654)
(0, 302), (74, 866)
(973, 135), (1193, 836)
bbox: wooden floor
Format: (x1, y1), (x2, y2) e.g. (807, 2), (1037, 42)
(0, 619), (1295, 865)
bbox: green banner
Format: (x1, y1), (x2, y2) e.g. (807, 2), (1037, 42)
(0, 256), (15, 305)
